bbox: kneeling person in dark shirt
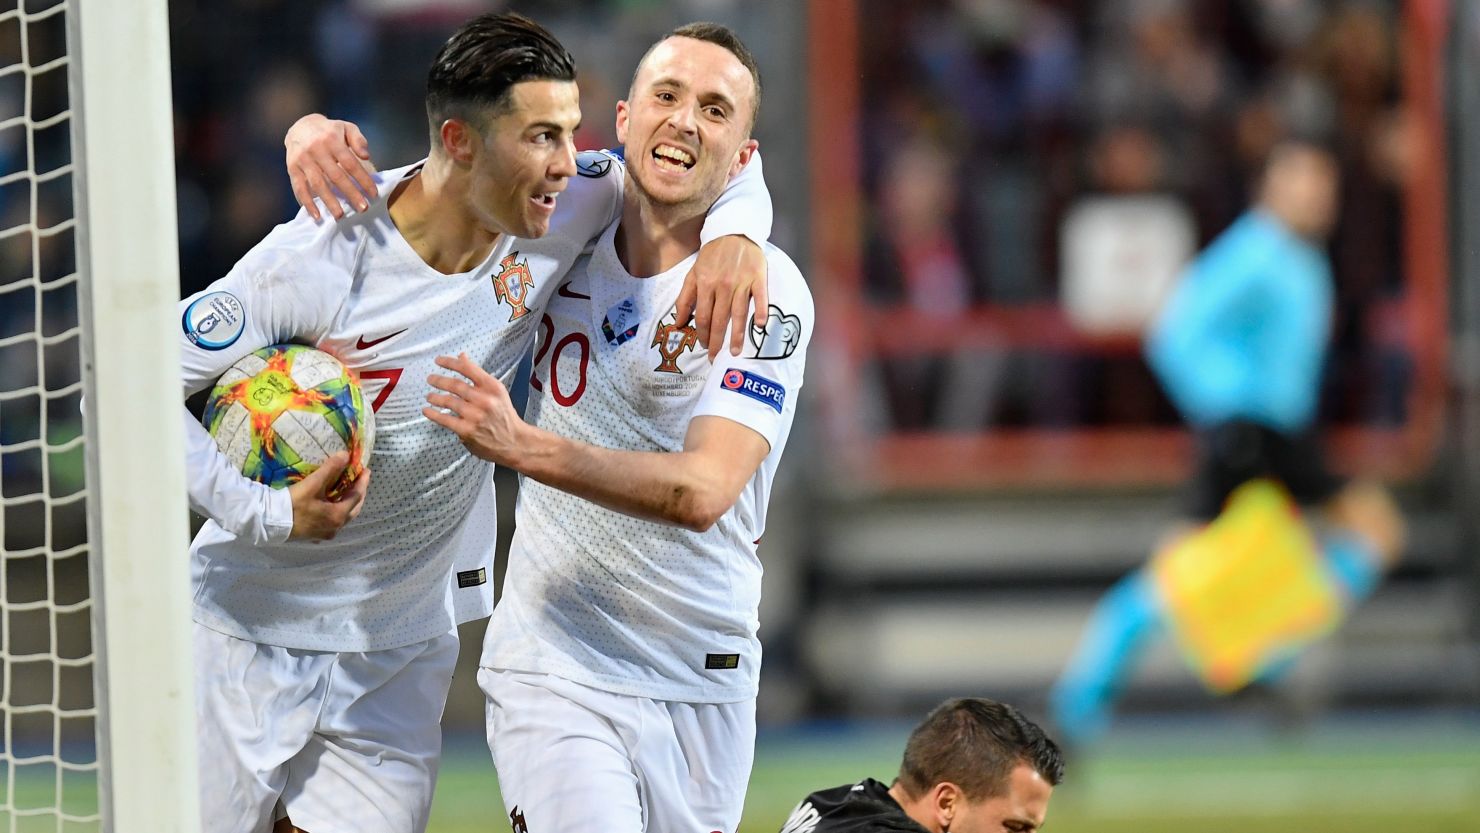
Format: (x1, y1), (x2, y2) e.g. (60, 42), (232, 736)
(782, 699), (1063, 833)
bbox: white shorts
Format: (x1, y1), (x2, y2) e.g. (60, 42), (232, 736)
(479, 668), (755, 833)
(194, 623), (458, 833)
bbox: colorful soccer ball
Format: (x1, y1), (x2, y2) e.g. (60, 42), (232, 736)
(202, 344), (374, 497)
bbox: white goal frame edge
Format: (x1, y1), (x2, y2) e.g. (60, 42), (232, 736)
(67, 1), (199, 830)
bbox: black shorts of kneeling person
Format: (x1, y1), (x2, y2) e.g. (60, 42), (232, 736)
(1187, 419), (1344, 522)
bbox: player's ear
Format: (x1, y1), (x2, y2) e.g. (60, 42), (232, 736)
(440, 118), (477, 165)
(933, 782), (961, 830)
(615, 100), (630, 145)
(729, 138), (758, 179)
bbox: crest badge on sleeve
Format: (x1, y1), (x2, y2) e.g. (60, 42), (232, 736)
(651, 306), (699, 373)
(576, 150), (613, 178)
(492, 252), (535, 321)
(183, 291), (246, 350)
(748, 304), (803, 359)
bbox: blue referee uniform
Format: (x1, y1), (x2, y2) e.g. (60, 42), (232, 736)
(1146, 209), (1332, 435)
(1048, 210), (1379, 746)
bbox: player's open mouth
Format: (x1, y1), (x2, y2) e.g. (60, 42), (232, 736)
(530, 192), (559, 209)
(652, 144), (695, 172)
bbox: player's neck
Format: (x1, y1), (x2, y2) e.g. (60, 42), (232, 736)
(388, 157), (502, 275)
(614, 179), (704, 278)
(887, 783), (942, 833)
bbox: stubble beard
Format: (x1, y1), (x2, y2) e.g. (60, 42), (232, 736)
(630, 159), (727, 227)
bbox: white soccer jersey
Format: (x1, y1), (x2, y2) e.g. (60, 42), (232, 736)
(180, 153), (772, 652)
(482, 217), (813, 703)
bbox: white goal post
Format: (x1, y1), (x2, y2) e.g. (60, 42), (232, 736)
(70, 0), (198, 828)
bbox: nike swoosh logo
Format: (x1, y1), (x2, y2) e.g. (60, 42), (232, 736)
(355, 329), (408, 350)
(558, 282), (590, 300)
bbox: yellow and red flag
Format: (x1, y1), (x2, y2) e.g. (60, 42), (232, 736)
(1150, 479), (1342, 693)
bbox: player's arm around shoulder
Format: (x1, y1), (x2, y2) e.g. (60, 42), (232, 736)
(284, 113), (378, 221)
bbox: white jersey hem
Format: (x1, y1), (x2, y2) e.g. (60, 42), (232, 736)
(193, 600), (491, 653)
(481, 656), (756, 705)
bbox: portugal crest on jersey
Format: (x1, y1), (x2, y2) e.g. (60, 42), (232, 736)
(492, 252), (535, 321)
(651, 306), (699, 373)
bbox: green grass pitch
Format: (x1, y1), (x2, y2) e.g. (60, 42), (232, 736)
(427, 717), (1480, 833)
(4, 717), (1477, 832)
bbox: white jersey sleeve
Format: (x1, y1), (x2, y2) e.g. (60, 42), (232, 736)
(178, 240), (352, 545)
(690, 244), (811, 447)
(570, 149), (627, 246)
(181, 412), (292, 545)
(699, 151), (771, 246)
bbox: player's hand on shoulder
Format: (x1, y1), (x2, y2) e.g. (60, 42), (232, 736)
(285, 114), (378, 222)
(286, 452), (370, 541)
(423, 353), (525, 468)
(678, 234), (768, 361)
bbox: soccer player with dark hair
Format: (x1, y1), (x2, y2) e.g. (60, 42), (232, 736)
(780, 699), (1063, 833)
(180, 12), (770, 833)
(288, 20), (774, 361)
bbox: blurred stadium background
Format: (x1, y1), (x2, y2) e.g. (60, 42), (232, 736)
(4, 0), (1480, 830)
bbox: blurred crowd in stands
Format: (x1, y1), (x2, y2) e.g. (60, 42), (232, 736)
(858, 0), (1417, 431)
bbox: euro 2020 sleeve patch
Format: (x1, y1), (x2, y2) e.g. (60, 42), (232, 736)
(577, 150), (613, 178)
(747, 303), (803, 359)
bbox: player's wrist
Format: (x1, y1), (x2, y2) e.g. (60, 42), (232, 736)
(503, 420), (567, 480)
(504, 419), (548, 473)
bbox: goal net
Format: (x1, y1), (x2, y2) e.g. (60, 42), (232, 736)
(1, 2), (195, 831)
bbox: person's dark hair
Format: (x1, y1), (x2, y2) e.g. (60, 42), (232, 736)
(894, 698), (1064, 801)
(632, 22), (762, 131)
(1264, 136), (1336, 172)
(425, 12), (576, 141)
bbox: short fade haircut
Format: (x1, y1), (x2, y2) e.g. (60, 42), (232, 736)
(425, 12), (576, 141)
(894, 698), (1064, 801)
(632, 22), (762, 132)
